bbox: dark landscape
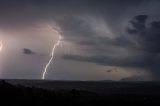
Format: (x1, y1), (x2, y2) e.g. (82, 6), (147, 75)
(1, 0), (160, 105)
(0, 79), (160, 105)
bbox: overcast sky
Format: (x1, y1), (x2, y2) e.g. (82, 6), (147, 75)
(0, 0), (160, 81)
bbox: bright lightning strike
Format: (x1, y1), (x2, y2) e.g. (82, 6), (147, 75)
(0, 40), (3, 51)
(42, 25), (62, 79)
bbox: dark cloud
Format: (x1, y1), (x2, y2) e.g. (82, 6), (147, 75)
(127, 15), (148, 34)
(106, 70), (112, 73)
(116, 15), (160, 79)
(151, 21), (160, 28)
(126, 15), (160, 53)
(62, 14), (160, 80)
(62, 54), (149, 68)
(23, 48), (35, 55)
(106, 68), (117, 73)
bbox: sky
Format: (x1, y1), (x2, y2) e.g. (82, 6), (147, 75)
(0, 0), (160, 81)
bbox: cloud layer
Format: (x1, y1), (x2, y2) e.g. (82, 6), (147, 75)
(62, 14), (160, 80)
(1, 0), (160, 80)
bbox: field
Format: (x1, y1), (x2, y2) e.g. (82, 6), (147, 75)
(0, 79), (160, 105)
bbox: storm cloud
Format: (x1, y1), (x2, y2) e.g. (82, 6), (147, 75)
(1, 0), (160, 80)
(62, 14), (160, 80)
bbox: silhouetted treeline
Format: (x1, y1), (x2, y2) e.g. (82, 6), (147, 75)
(0, 80), (160, 105)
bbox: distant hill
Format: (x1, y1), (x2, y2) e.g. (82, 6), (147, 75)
(120, 75), (153, 81)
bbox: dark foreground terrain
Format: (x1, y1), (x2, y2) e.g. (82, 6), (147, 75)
(0, 79), (160, 105)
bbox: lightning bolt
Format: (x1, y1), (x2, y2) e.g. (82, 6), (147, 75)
(42, 25), (62, 79)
